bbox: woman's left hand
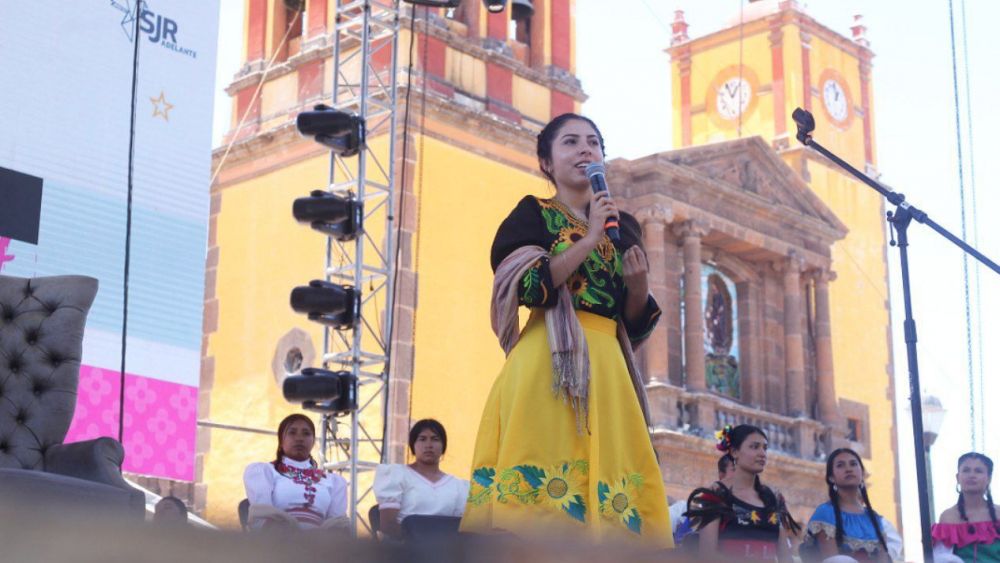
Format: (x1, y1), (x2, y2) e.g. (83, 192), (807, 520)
(622, 245), (649, 295)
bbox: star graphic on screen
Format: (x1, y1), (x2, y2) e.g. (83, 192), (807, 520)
(150, 91), (174, 122)
(111, 0), (139, 41)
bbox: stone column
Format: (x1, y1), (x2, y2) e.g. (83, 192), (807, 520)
(664, 232), (684, 387)
(637, 205), (673, 384)
(675, 221), (707, 392)
(782, 253), (807, 417)
(813, 268), (840, 425)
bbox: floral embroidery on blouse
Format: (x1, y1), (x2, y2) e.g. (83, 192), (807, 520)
(276, 462), (326, 508)
(490, 196), (661, 343)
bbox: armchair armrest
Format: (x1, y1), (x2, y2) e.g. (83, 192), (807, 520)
(44, 437), (133, 491)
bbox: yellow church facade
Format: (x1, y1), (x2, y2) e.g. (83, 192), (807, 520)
(196, 0), (581, 524)
(668, 1), (899, 522)
(195, 0), (900, 533)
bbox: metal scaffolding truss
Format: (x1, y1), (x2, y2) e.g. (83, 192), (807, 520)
(316, 0), (400, 533)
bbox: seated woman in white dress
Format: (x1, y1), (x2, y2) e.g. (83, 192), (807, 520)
(243, 413), (349, 530)
(374, 419), (470, 539)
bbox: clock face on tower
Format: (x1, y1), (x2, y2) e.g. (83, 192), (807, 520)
(818, 69), (853, 127)
(706, 65), (760, 129)
(716, 77), (752, 120)
(823, 80), (848, 121)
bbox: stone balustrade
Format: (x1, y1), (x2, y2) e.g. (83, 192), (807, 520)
(646, 382), (830, 461)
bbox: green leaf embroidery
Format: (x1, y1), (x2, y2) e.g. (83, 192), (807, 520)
(472, 466), (495, 488)
(565, 494), (587, 522)
(514, 465), (546, 489)
(626, 508), (642, 534)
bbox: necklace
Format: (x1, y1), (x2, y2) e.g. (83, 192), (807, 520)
(277, 462), (325, 508)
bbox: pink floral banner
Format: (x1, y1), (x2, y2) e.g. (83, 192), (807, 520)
(65, 365), (197, 481)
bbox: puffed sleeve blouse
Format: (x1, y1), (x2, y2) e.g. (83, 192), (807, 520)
(373, 464), (469, 523)
(490, 195), (660, 343)
(244, 456), (348, 529)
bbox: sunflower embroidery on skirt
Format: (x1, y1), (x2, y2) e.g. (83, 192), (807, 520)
(468, 460), (589, 522)
(597, 473), (644, 534)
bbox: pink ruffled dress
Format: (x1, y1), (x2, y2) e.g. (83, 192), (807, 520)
(931, 521), (1000, 563)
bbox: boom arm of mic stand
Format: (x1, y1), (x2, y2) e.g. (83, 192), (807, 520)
(793, 107), (999, 563)
(798, 134), (1000, 275)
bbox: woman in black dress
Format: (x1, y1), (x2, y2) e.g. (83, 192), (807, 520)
(686, 424), (800, 560)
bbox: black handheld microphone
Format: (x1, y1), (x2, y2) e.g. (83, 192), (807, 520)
(584, 162), (620, 241)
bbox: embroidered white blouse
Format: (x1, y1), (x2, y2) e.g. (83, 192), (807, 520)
(243, 457), (348, 529)
(373, 464), (469, 523)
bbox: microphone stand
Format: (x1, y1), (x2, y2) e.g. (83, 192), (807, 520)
(791, 108), (1000, 562)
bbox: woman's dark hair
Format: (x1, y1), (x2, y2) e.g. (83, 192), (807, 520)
(153, 496), (188, 522)
(956, 452), (998, 533)
(536, 113), (606, 184)
(825, 448), (889, 561)
(274, 413), (317, 469)
(727, 424), (765, 451)
(409, 418), (447, 455)
(725, 424), (777, 508)
(710, 424), (800, 534)
(717, 453), (734, 476)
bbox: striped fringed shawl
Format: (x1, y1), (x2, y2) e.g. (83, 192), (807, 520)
(491, 246), (652, 433)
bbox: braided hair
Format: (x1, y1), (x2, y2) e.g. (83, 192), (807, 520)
(956, 452), (999, 533)
(273, 413), (318, 470)
(825, 449), (890, 561)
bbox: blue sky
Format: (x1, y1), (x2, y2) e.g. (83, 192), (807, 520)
(213, 1), (1000, 555)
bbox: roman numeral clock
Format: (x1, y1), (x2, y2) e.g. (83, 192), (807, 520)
(818, 68), (854, 128)
(707, 65), (762, 129)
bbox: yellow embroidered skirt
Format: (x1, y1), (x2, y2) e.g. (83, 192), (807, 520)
(460, 310), (673, 546)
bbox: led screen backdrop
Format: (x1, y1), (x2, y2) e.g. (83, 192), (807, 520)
(0, 0), (219, 481)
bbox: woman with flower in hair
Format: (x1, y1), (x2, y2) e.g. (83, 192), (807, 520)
(243, 414), (349, 530)
(931, 452), (1000, 562)
(800, 448), (902, 562)
(686, 424), (800, 560)
(460, 113), (671, 545)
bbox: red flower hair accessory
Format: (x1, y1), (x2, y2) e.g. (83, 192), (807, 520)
(715, 425), (734, 452)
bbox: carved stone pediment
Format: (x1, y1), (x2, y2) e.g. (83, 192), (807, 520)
(608, 135), (846, 269)
(658, 136), (846, 236)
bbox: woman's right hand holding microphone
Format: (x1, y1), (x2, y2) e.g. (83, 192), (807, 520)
(583, 190), (618, 246)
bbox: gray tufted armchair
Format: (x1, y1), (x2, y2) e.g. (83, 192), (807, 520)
(0, 275), (144, 517)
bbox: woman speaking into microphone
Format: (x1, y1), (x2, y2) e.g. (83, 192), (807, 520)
(460, 113), (671, 546)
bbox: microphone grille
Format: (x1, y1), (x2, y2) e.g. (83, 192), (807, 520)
(584, 162), (605, 178)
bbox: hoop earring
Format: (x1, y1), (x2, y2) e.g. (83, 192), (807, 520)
(956, 484), (961, 494)
(859, 482), (866, 490)
(833, 484), (839, 492)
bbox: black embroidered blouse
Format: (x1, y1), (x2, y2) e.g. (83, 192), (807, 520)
(686, 481), (800, 552)
(490, 195), (661, 342)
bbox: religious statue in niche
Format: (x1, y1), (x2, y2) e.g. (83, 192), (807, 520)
(703, 271), (740, 398)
